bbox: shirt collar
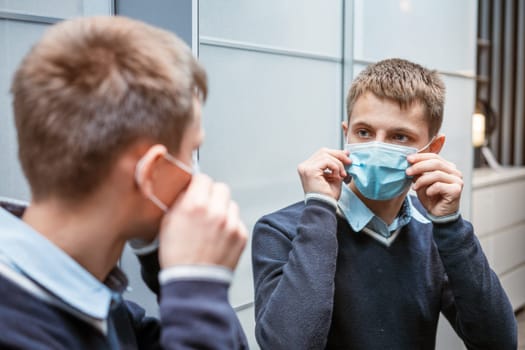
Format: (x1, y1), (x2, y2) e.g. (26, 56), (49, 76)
(0, 206), (127, 320)
(337, 185), (430, 240)
(338, 185), (375, 232)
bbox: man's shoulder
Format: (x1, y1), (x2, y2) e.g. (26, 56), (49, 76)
(0, 270), (33, 307)
(0, 272), (77, 340)
(0, 269), (66, 321)
(0, 269), (117, 348)
(0, 197), (27, 217)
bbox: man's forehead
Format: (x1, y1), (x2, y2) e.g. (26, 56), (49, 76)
(349, 111), (430, 140)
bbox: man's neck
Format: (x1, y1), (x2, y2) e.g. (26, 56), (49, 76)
(22, 196), (127, 282)
(348, 183), (407, 225)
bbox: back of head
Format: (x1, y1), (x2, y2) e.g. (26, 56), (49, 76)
(346, 58), (445, 137)
(11, 16), (207, 202)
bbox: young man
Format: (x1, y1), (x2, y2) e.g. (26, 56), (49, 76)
(252, 58), (517, 349)
(0, 16), (248, 349)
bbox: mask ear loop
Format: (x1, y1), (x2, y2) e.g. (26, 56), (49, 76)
(145, 193), (169, 213)
(134, 157), (146, 184)
(135, 155), (169, 213)
(416, 136), (437, 153)
(164, 153), (194, 175)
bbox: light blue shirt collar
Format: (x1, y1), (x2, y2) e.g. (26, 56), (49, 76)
(337, 185), (430, 240)
(0, 207), (123, 320)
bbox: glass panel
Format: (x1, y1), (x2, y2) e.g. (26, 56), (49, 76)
(116, 0), (192, 45)
(0, 20), (50, 200)
(440, 75), (474, 217)
(81, 0), (112, 16)
(120, 245), (159, 316)
(436, 314), (465, 349)
(0, 0), (110, 18)
(0, 2), (112, 201)
(198, 44), (342, 305)
(200, 0), (343, 57)
(353, 0), (477, 73)
(234, 306), (257, 349)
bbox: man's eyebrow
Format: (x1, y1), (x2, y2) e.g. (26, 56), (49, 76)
(351, 121), (419, 135)
(350, 121), (373, 129)
(390, 127), (419, 135)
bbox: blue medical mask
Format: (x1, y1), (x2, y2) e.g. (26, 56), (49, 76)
(344, 141), (418, 200)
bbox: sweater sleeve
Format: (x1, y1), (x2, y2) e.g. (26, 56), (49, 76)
(136, 250), (161, 296)
(122, 300), (162, 350)
(130, 246), (247, 349)
(123, 280), (247, 350)
(434, 217), (517, 349)
(159, 279), (248, 349)
(252, 200), (339, 350)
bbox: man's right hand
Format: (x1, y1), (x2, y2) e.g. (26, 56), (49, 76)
(158, 174), (247, 271)
(297, 148), (351, 200)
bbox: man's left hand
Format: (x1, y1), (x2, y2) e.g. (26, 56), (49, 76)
(406, 153), (463, 217)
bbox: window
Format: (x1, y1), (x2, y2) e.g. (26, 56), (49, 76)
(476, 0), (525, 167)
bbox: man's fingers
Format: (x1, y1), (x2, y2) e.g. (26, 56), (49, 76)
(223, 201), (241, 236)
(323, 157), (348, 179)
(298, 157), (344, 180)
(322, 148), (351, 165)
(172, 174), (213, 211)
(406, 157), (462, 178)
(423, 182), (463, 199)
(298, 147), (350, 199)
(159, 176), (248, 270)
(220, 202), (247, 269)
(311, 149), (350, 177)
(207, 182), (231, 229)
(412, 170), (463, 191)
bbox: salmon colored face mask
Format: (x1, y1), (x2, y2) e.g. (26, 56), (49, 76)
(135, 153), (195, 213)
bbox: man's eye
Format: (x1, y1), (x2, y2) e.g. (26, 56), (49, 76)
(356, 129), (371, 138)
(393, 134), (409, 142)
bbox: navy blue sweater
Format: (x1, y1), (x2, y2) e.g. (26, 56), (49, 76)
(0, 201), (248, 349)
(252, 199), (517, 349)
(0, 275), (247, 349)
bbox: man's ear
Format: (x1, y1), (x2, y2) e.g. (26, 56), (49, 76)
(428, 134), (445, 154)
(342, 121), (349, 139)
(134, 144), (168, 196)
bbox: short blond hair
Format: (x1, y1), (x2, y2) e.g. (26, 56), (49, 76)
(346, 58), (445, 137)
(11, 16), (207, 201)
